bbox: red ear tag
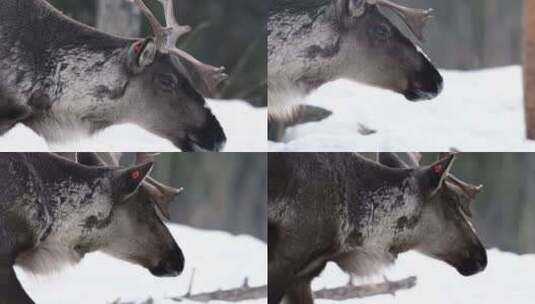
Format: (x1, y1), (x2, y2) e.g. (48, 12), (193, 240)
(133, 42), (142, 54)
(131, 170), (141, 180)
(432, 164), (444, 174)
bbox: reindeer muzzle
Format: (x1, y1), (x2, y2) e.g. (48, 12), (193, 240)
(455, 244), (487, 276)
(149, 246), (185, 277)
(180, 110), (227, 152)
(404, 54), (443, 101)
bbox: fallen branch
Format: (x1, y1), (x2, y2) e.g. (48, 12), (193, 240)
(313, 276), (417, 301)
(110, 298), (154, 304)
(171, 278), (267, 302)
(170, 275), (415, 303)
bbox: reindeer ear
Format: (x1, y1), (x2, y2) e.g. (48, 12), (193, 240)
(378, 153), (410, 169)
(416, 154), (456, 195)
(336, 0), (367, 19)
(112, 162), (154, 200)
(126, 38), (157, 74)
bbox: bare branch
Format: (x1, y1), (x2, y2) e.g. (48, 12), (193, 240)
(172, 283), (267, 302)
(170, 276), (415, 303)
(314, 276), (417, 300)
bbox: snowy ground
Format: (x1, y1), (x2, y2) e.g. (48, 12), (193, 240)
(0, 100), (267, 152)
(17, 225), (267, 304)
(14, 224), (535, 304)
(270, 66), (535, 152)
(314, 249), (535, 304)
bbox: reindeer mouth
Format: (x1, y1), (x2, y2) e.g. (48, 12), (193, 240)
(179, 135), (226, 152)
(404, 76), (443, 101)
(456, 259), (487, 276)
(149, 249), (185, 277)
(452, 247), (488, 276)
(404, 55), (444, 101)
(150, 265), (182, 277)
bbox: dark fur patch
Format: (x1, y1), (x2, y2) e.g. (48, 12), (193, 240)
(303, 37), (341, 59)
(83, 215), (111, 231)
(347, 230), (363, 247)
(296, 75), (327, 94)
(28, 90), (52, 110)
(396, 216), (418, 231)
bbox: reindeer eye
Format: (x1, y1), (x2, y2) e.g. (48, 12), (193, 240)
(156, 74), (177, 92)
(371, 23), (391, 41)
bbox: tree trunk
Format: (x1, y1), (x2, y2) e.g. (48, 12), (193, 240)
(96, 0), (141, 37)
(524, 0), (535, 139)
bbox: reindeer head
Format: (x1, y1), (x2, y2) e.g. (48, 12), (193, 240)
(378, 153), (487, 276)
(75, 152), (185, 277)
(333, 0), (443, 100)
(120, 0), (227, 151)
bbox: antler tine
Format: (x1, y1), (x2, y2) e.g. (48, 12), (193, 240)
(146, 176), (184, 196)
(132, 0), (228, 96)
(407, 152), (422, 167)
(145, 176), (184, 219)
(135, 152), (160, 165)
(158, 0), (191, 49)
(448, 175), (483, 201)
(132, 0), (167, 48)
(371, 0), (433, 42)
(157, 0), (227, 96)
(167, 48), (228, 97)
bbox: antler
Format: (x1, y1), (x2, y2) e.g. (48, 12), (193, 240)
(369, 0), (433, 42)
(447, 175), (483, 201)
(132, 0), (228, 96)
(135, 153), (184, 219)
(407, 152), (422, 167)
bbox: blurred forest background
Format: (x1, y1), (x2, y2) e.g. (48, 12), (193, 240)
(121, 153), (267, 241)
(48, 0), (267, 106)
(391, 0), (522, 69)
(395, 153), (535, 255)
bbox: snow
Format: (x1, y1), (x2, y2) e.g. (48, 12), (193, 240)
(270, 66), (535, 152)
(314, 249), (535, 304)
(17, 225), (267, 304)
(0, 100), (267, 152)
(17, 223), (535, 304)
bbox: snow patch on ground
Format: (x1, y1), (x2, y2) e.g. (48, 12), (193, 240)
(14, 224), (535, 304)
(0, 100), (267, 152)
(17, 225), (267, 304)
(315, 249), (535, 304)
(270, 66), (535, 152)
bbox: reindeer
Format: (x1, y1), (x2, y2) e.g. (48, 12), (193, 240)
(268, 153), (487, 304)
(268, 0), (444, 140)
(0, 153), (184, 304)
(0, 0), (227, 151)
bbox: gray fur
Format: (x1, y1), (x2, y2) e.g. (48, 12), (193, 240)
(268, 0), (443, 140)
(268, 153), (487, 304)
(0, 0), (226, 151)
(0, 153), (184, 304)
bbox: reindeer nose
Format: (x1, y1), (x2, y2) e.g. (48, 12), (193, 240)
(149, 247), (185, 277)
(473, 246), (487, 270)
(456, 246), (487, 276)
(404, 54), (443, 101)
